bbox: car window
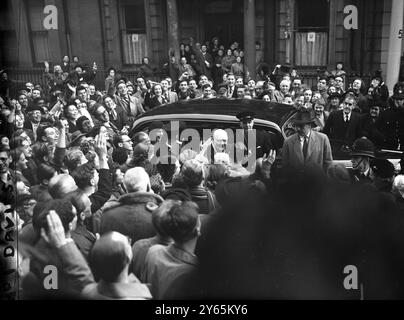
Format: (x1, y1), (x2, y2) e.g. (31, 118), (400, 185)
(136, 119), (284, 150)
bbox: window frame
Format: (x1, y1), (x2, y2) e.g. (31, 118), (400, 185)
(24, 0), (51, 67)
(118, 0), (150, 67)
(293, 0), (330, 68)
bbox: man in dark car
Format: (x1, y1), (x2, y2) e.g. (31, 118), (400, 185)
(236, 111), (274, 162)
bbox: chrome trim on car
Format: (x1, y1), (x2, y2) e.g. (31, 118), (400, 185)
(133, 113), (282, 134)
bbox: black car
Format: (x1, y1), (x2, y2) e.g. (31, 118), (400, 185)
(131, 98), (401, 169)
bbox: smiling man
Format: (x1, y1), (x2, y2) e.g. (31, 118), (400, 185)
(323, 93), (362, 149)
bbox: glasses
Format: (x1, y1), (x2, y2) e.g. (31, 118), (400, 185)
(344, 102), (353, 106)
(0, 157), (8, 162)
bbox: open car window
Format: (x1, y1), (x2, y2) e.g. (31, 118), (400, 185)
(136, 119), (284, 150)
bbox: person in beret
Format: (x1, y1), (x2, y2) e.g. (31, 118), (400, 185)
(282, 110), (333, 172)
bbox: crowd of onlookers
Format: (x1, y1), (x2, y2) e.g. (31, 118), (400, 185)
(2, 36), (404, 300)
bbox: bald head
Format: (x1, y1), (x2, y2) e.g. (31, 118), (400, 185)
(213, 129), (228, 152)
(48, 174), (78, 199)
(89, 231), (132, 282)
(123, 167), (151, 193)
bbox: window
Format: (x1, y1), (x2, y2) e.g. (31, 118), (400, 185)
(0, 0), (17, 65)
(294, 0), (329, 66)
(26, 0), (50, 64)
(120, 0), (148, 65)
(296, 0), (328, 31)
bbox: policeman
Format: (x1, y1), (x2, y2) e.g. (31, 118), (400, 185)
(236, 111), (273, 161)
(349, 137), (376, 185)
(380, 86), (404, 150)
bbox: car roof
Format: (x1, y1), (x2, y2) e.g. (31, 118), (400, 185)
(137, 98), (295, 126)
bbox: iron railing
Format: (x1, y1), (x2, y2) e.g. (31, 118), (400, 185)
(6, 67), (372, 94)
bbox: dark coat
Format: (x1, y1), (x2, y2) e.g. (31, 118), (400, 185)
(100, 192), (164, 243)
(379, 107), (404, 150)
(244, 129), (274, 159)
(360, 114), (385, 148)
(89, 168), (112, 215)
(146, 96), (167, 110)
(71, 224), (97, 261)
(109, 106), (128, 131)
(323, 110), (362, 147)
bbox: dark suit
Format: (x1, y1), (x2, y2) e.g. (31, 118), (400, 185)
(109, 105), (128, 131)
(226, 86), (238, 99)
(360, 114), (385, 148)
(24, 121), (42, 141)
(243, 129), (274, 159)
(282, 130), (333, 171)
(323, 110), (362, 148)
(146, 96), (167, 110)
(198, 52), (213, 79)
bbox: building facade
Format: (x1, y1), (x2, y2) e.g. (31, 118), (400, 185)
(0, 0), (402, 88)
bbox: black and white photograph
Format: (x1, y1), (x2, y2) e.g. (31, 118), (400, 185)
(1, 0), (404, 304)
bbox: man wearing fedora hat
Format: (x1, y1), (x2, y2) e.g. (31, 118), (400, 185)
(282, 110), (333, 171)
(349, 137), (376, 185)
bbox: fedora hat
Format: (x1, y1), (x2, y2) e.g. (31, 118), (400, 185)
(70, 131), (87, 147)
(292, 110), (315, 125)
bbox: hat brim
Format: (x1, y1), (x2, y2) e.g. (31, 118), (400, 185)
(70, 133), (87, 146)
(392, 94), (404, 100)
(238, 117), (254, 122)
(349, 151), (375, 158)
(292, 119), (316, 125)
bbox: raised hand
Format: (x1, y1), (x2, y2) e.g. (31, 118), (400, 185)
(41, 210), (67, 248)
(94, 130), (108, 158)
(261, 150), (276, 178)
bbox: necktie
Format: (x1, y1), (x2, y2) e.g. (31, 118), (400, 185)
(303, 136), (308, 159)
(345, 114), (349, 123)
(112, 110), (117, 120)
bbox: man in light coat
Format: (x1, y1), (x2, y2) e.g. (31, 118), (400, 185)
(282, 110), (333, 172)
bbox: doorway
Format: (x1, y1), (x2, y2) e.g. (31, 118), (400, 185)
(203, 0), (244, 48)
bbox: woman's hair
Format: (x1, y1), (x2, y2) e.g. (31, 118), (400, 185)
(152, 83), (162, 95)
(204, 164), (227, 191)
(10, 148), (24, 170)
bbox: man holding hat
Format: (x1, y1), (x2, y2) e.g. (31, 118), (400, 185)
(282, 110), (333, 171)
(236, 111), (273, 162)
(349, 137), (376, 185)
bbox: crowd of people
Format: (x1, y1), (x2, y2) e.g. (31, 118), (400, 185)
(2, 36), (404, 300)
